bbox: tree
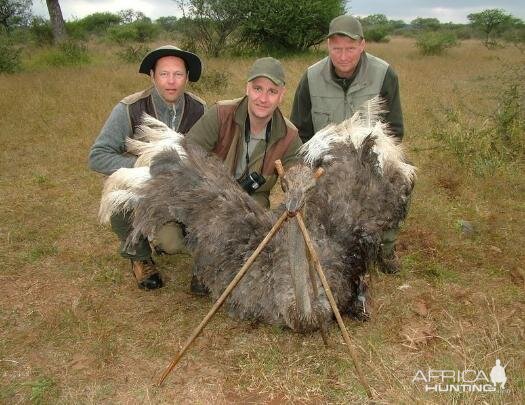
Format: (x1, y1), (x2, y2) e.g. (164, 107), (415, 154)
(241, 0), (344, 52)
(360, 14), (392, 43)
(118, 8), (148, 24)
(361, 14), (388, 27)
(0, 0), (32, 32)
(411, 17), (441, 31)
(156, 16), (178, 32)
(468, 9), (513, 47)
(173, 0), (345, 55)
(45, 0), (67, 43)
(389, 20), (407, 30)
(174, 0), (251, 56)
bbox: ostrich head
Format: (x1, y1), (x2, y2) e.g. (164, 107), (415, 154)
(281, 164), (325, 215)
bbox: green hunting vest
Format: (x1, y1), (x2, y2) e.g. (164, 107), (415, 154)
(307, 53), (389, 133)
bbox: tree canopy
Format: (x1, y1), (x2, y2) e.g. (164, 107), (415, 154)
(468, 9), (514, 46)
(0, 0), (32, 32)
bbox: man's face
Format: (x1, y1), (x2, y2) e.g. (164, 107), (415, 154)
(245, 77), (285, 121)
(328, 34), (365, 78)
(151, 56), (188, 104)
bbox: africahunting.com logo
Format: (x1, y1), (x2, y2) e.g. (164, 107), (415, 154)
(412, 359), (508, 393)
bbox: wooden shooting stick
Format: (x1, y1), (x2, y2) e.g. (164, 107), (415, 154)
(274, 160), (373, 399)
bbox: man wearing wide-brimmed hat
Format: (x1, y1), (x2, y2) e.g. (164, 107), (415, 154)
(89, 45), (206, 291)
(291, 15), (405, 274)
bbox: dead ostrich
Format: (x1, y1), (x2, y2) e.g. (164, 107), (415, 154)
(99, 98), (415, 332)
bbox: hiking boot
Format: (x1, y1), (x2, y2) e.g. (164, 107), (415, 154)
(131, 259), (164, 290)
(378, 251), (400, 274)
(190, 274), (209, 296)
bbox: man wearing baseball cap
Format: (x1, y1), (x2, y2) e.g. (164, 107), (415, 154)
(187, 57), (302, 209)
(291, 15), (403, 143)
(291, 15), (405, 274)
(186, 57), (302, 295)
(88, 45), (206, 290)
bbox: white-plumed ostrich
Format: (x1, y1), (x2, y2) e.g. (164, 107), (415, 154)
(99, 98), (415, 332)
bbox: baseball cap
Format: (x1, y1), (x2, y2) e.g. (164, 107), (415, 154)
(328, 15), (364, 40)
(246, 57), (285, 86)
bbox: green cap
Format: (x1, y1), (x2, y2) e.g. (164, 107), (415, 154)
(328, 15), (363, 40)
(247, 57), (285, 86)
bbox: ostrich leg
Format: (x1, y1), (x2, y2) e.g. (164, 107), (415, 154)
(287, 217), (313, 319)
(286, 210), (329, 343)
(286, 215), (328, 343)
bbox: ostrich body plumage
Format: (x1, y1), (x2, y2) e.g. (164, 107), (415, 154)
(99, 99), (415, 332)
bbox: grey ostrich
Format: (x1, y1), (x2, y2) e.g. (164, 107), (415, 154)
(99, 98), (415, 332)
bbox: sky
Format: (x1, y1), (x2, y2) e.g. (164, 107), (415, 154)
(31, 0), (525, 24)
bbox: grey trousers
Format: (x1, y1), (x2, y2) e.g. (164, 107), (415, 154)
(110, 211), (187, 260)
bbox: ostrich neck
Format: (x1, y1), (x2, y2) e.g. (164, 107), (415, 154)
(287, 212), (313, 319)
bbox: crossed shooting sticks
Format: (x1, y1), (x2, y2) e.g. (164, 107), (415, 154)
(156, 160), (373, 399)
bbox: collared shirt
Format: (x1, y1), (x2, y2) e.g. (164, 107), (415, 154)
(151, 87), (185, 130)
(234, 128), (266, 179)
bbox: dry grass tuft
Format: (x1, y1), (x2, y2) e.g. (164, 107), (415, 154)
(1, 38), (524, 403)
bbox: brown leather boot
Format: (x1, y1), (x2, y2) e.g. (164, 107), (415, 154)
(131, 259), (164, 290)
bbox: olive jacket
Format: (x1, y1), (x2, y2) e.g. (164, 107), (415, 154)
(187, 96), (302, 208)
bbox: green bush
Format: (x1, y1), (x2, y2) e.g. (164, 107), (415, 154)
(66, 12), (122, 40)
(416, 31), (458, 55)
(108, 20), (159, 44)
(240, 0), (344, 52)
(156, 16), (178, 32)
(190, 70), (230, 94)
(42, 41), (91, 67)
(503, 27), (525, 51)
(29, 17), (54, 46)
(365, 26), (390, 42)
(116, 44), (150, 63)
(453, 26), (473, 40)
(77, 12), (121, 33)
(0, 38), (22, 73)
(431, 72), (524, 176)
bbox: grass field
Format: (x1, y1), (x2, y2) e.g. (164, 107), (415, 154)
(1, 38), (524, 403)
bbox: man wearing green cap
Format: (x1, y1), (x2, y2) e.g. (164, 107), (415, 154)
(291, 15), (405, 273)
(187, 57), (302, 209)
(88, 45), (206, 290)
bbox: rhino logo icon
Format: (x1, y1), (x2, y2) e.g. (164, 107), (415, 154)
(490, 359), (507, 389)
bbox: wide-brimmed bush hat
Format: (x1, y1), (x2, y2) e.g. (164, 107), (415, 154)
(139, 45), (202, 82)
(328, 15), (364, 40)
(247, 57), (285, 86)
